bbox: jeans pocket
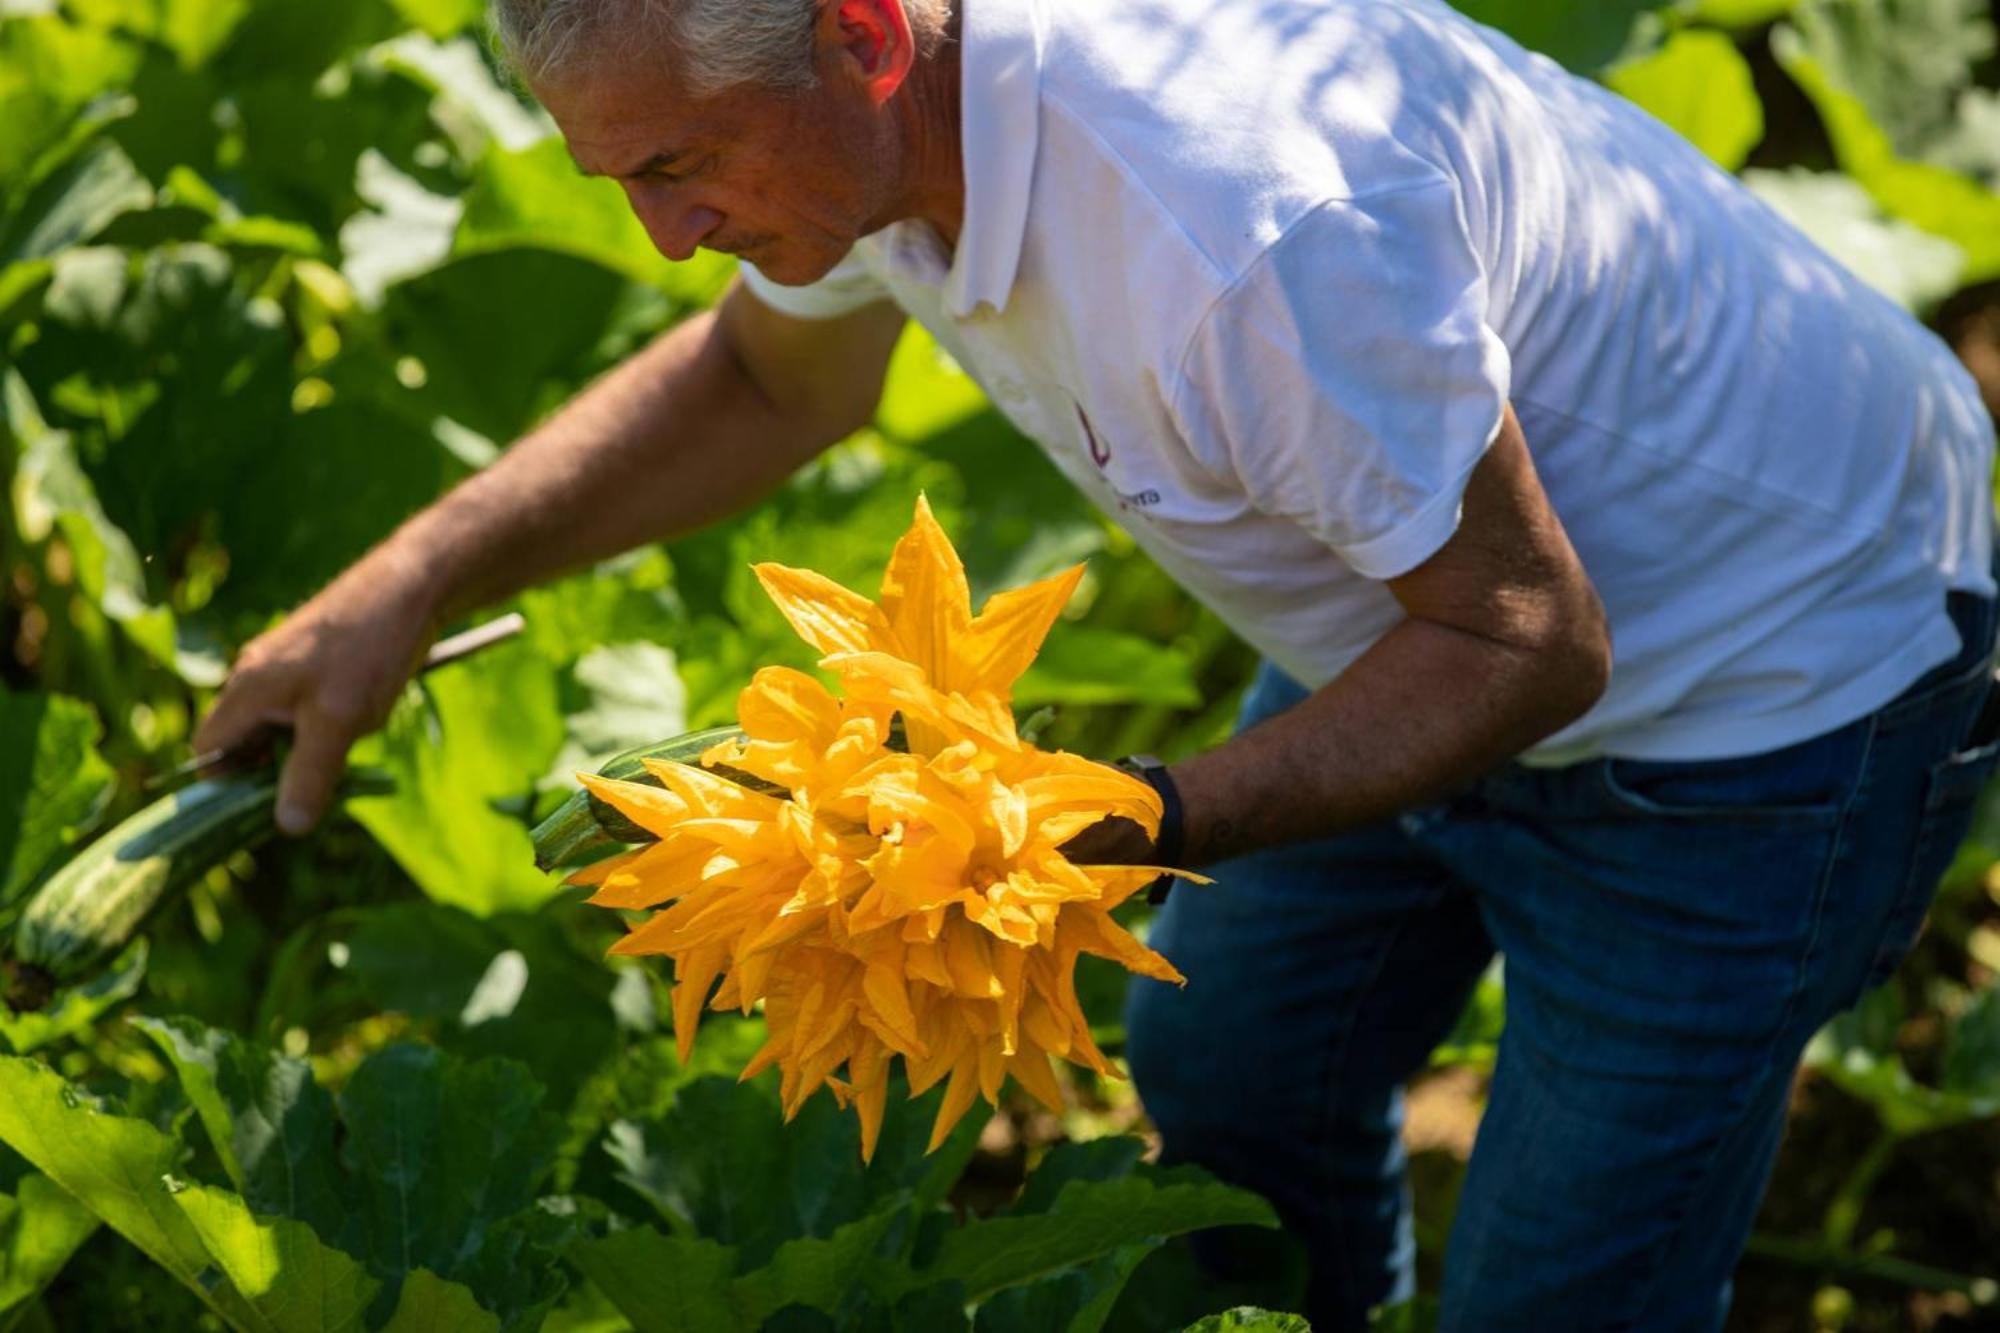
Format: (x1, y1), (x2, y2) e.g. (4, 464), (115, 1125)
(1597, 727), (1861, 828)
(1864, 733), (2000, 989)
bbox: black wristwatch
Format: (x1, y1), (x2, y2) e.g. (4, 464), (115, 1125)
(1116, 753), (1184, 905)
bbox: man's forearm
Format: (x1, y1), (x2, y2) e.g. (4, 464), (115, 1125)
(1169, 616), (1607, 866)
(369, 303), (841, 628)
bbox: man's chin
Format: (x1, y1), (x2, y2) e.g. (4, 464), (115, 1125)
(732, 243), (845, 286)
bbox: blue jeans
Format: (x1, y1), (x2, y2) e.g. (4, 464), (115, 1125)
(1126, 586), (2000, 1332)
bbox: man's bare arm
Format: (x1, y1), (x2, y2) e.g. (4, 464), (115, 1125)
(1071, 405), (1611, 868)
(196, 282), (906, 833)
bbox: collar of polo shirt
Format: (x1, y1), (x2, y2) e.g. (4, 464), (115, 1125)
(939, 0), (1045, 320)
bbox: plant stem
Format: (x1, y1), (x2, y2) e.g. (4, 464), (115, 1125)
(1822, 1127), (1901, 1250)
(1745, 1233), (1999, 1305)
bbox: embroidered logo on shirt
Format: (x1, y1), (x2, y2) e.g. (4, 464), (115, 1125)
(1074, 402), (1162, 512)
(1076, 403), (1113, 468)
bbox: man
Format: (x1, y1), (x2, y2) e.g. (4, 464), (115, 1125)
(194, 0), (1999, 1327)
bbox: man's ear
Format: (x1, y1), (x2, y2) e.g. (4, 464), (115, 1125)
(817, 0), (918, 104)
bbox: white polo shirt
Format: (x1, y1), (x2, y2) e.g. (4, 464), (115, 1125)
(741, 0), (1997, 765)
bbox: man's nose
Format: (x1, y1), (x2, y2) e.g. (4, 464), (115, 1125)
(625, 185), (723, 262)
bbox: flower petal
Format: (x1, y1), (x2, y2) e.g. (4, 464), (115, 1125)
(753, 562), (901, 657)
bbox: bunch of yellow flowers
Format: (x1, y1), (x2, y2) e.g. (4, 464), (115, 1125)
(570, 497), (1195, 1159)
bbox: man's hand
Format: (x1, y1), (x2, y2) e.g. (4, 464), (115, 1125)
(192, 552), (442, 836)
(1167, 404), (1611, 867)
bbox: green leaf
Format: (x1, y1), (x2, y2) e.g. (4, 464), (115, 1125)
(973, 1245), (1158, 1333)
(377, 1268), (503, 1333)
(3, 370), (223, 686)
(336, 902), (620, 1108)
(169, 1184), (381, 1333)
(544, 642), (690, 785)
(1678, 0), (1798, 27)
(1014, 628), (1201, 709)
(0, 1173), (99, 1317)
(334, 1043), (564, 1310)
(375, 247), (641, 443)
(1775, 24), (2000, 281)
(563, 1227), (741, 1333)
(1182, 1310), (1315, 1333)
(0, 16), (141, 192)
(388, 0), (487, 40)
(1446, 0), (1674, 73)
(918, 1176), (1279, 1303)
(347, 647), (568, 917)
(1942, 983), (2000, 1101)
(453, 138), (732, 304)
(730, 1209), (906, 1326)
(0, 940), (146, 1057)
(1780, 0), (1994, 158)
(0, 1055), (264, 1329)
(203, 395), (454, 619)
(1743, 168), (1965, 310)
(1805, 987), (2000, 1136)
(1001, 1140), (1147, 1218)
(0, 688), (114, 908)
(129, 1017), (346, 1242)
(603, 1076), (980, 1272)
(1605, 29), (1764, 171)
(0, 140), (153, 266)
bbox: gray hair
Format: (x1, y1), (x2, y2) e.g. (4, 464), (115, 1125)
(490, 0), (951, 97)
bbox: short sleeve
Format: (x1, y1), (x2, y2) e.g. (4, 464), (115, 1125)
(1170, 178), (1512, 582)
(738, 244), (893, 321)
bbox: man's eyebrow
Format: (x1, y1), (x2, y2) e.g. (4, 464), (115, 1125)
(571, 149), (690, 179)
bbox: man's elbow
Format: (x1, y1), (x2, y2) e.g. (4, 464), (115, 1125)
(1535, 588), (1613, 734)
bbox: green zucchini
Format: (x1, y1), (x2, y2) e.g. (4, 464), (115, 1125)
(531, 726), (767, 872)
(4, 768), (393, 1011)
(531, 718), (911, 872)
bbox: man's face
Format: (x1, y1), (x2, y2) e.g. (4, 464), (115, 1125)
(537, 49), (897, 285)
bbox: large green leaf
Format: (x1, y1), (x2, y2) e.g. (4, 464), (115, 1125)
(335, 901), (621, 1107)
(1448, 0), (1674, 72)
(1805, 986), (2000, 1136)
(602, 1075), (981, 1271)
(0, 1055), (264, 1329)
(334, 1042), (565, 1320)
(203, 395), (454, 620)
(377, 1268), (504, 1333)
(453, 137), (732, 305)
(1941, 982), (2000, 1102)
(1605, 29), (1765, 170)
(544, 641), (690, 785)
(1014, 628), (1201, 709)
(374, 247), (637, 443)
(729, 1210), (906, 1327)
(0, 688), (114, 908)
(972, 1246), (1158, 1333)
(1743, 167), (1966, 310)
(1780, 0), (1994, 157)
(564, 1227), (739, 1333)
(129, 1018), (346, 1243)
(1775, 23), (2000, 280)
(347, 646), (568, 916)
(4, 368), (224, 685)
(0, 140), (152, 267)
(0, 16), (140, 193)
(917, 1176), (1279, 1303)
(0, 1174), (98, 1320)
(169, 1184), (380, 1333)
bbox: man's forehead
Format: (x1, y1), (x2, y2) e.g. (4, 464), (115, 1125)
(537, 66), (741, 177)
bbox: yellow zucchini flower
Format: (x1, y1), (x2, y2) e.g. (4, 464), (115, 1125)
(569, 496), (1199, 1159)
